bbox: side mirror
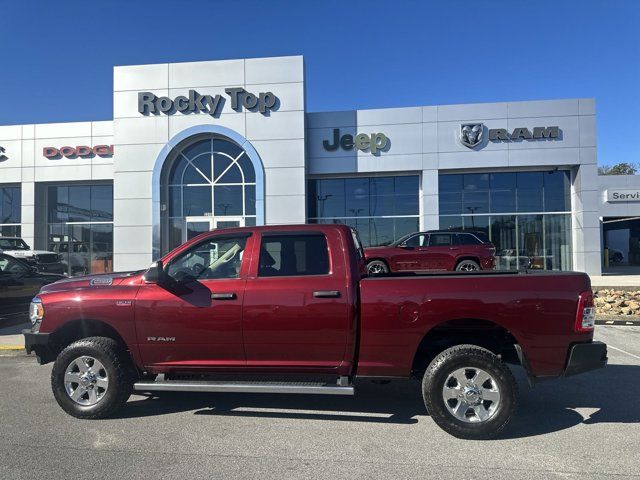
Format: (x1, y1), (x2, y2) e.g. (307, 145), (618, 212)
(144, 260), (166, 285)
(398, 243), (412, 249)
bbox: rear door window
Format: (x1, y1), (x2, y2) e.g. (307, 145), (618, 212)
(429, 234), (452, 246)
(258, 234), (329, 277)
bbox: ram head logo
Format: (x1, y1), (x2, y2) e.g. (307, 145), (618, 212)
(0, 146), (7, 162)
(459, 123), (484, 149)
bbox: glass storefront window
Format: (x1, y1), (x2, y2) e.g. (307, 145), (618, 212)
(438, 170), (572, 271)
(46, 183), (114, 276)
(0, 185), (21, 236)
(439, 213), (572, 271)
(308, 175), (419, 246)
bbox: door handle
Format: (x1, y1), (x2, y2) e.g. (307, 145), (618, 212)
(313, 290), (341, 298)
(211, 292), (236, 300)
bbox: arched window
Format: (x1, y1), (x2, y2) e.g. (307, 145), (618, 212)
(164, 137), (256, 250)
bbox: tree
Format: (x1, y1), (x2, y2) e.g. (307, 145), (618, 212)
(598, 162), (638, 175)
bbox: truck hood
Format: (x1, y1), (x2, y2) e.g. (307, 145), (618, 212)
(2, 249), (52, 258)
(40, 271), (142, 293)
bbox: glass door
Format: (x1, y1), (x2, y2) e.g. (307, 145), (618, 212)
(185, 216), (245, 241)
(214, 217), (244, 230)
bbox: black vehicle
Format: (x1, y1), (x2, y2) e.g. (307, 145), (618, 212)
(0, 253), (65, 327)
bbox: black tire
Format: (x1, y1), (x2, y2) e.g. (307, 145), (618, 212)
(455, 259), (480, 272)
(366, 260), (389, 276)
(422, 344), (518, 440)
(51, 336), (135, 419)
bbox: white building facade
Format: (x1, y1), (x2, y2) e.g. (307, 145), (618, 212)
(0, 55), (636, 276)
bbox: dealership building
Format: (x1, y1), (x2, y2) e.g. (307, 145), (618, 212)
(1, 55), (639, 276)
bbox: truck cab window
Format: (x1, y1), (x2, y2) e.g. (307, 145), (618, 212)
(167, 236), (247, 281)
(258, 234), (329, 277)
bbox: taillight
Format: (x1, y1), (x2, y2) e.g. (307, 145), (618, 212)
(575, 290), (595, 332)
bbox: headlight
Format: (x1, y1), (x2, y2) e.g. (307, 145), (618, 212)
(29, 297), (44, 328)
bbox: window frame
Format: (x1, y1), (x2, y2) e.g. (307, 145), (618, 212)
(256, 231), (332, 279)
(164, 232), (252, 282)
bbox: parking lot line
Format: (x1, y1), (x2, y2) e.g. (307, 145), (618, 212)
(607, 344), (640, 361)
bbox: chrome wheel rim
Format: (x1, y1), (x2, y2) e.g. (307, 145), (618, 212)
(442, 367), (500, 423)
(64, 356), (109, 406)
(458, 261), (479, 271)
(367, 263), (386, 275)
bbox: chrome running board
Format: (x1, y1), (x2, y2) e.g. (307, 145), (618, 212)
(134, 376), (354, 396)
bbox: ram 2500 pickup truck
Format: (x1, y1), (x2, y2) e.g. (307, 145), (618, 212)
(23, 224), (607, 439)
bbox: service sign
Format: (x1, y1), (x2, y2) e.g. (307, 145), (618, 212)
(606, 189), (640, 202)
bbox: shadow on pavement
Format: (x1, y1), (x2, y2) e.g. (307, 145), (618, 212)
(116, 365), (640, 437)
(498, 364), (640, 439)
(120, 379), (425, 425)
(0, 321), (30, 336)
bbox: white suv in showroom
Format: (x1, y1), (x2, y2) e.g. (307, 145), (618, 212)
(0, 237), (65, 274)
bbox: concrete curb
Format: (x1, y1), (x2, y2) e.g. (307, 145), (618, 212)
(596, 319), (640, 326)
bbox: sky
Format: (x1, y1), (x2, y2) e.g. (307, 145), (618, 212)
(0, 0), (638, 167)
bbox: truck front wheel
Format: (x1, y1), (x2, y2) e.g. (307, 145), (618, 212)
(51, 336), (135, 419)
(422, 344), (518, 439)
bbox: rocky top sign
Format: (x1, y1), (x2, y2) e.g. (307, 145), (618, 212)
(138, 88), (278, 117)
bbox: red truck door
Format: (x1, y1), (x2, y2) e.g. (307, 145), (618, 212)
(134, 233), (252, 370)
(242, 230), (351, 372)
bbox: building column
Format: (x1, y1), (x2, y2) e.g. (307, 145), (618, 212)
(421, 169), (439, 231)
(571, 163), (602, 276)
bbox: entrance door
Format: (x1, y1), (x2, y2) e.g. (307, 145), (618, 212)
(185, 216), (244, 241)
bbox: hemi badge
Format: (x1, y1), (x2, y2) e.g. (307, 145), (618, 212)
(90, 277), (113, 286)
(116, 300), (132, 307)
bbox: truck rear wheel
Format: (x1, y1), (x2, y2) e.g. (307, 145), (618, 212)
(422, 344), (517, 439)
(51, 336), (135, 419)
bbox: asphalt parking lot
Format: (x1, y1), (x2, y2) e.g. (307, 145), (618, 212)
(1, 325), (638, 480)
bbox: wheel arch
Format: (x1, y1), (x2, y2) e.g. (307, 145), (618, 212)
(365, 257), (390, 270)
(454, 256), (480, 268)
(411, 318), (522, 376)
(47, 319), (139, 368)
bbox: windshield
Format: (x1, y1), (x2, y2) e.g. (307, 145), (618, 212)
(0, 238), (29, 250)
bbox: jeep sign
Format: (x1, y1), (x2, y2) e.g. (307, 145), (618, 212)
(323, 128), (389, 155)
(138, 88), (278, 117)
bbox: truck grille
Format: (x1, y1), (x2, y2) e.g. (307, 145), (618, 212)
(36, 253), (59, 264)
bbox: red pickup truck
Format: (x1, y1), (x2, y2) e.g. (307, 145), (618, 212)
(23, 224), (606, 439)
